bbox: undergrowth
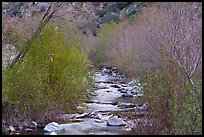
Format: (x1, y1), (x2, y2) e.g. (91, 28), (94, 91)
(2, 21), (93, 125)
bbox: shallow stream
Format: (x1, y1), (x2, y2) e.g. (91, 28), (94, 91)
(20, 67), (146, 135)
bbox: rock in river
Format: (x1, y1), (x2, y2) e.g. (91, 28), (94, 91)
(43, 122), (65, 133)
(50, 131), (58, 135)
(9, 125), (16, 132)
(107, 118), (126, 126)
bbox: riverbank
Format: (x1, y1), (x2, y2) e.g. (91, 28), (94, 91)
(3, 66), (148, 135)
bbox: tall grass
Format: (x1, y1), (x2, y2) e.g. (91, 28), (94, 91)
(2, 21), (92, 125)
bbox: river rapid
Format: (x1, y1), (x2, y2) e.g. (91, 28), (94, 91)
(20, 67), (147, 135)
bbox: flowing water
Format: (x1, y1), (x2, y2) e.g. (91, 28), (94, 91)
(20, 67), (146, 135)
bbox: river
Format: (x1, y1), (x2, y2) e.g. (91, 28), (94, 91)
(19, 67), (147, 135)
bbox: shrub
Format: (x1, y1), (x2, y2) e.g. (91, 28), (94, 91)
(2, 22), (92, 123)
(92, 21), (118, 66)
(125, 2), (202, 135)
(91, 2), (202, 135)
(3, 27), (24, 49)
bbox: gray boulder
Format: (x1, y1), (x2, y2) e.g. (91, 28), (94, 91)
(9, 125), (16, 132)
(50, 131), (57, 135)
(107, 118), (126, 126)
(43, 122), (65, 133)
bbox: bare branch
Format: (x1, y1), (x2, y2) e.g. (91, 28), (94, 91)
(9, 2), (63, 68)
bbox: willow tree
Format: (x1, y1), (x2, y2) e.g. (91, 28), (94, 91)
(9, 2), (63, 68)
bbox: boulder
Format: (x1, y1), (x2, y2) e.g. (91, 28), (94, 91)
(43, 122), (65, 133)
(9, 125), (16, 132)
(50, 131), (57, 135)
(107, 118), (126, 126)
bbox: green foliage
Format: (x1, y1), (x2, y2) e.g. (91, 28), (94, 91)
(143, 60), (202, 135)
(93, 21), (117, 66)
(2, 22), (92, 120)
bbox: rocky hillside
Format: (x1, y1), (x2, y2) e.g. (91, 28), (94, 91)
(2, 2), (149, 34)
(2, 2), (149, 68)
